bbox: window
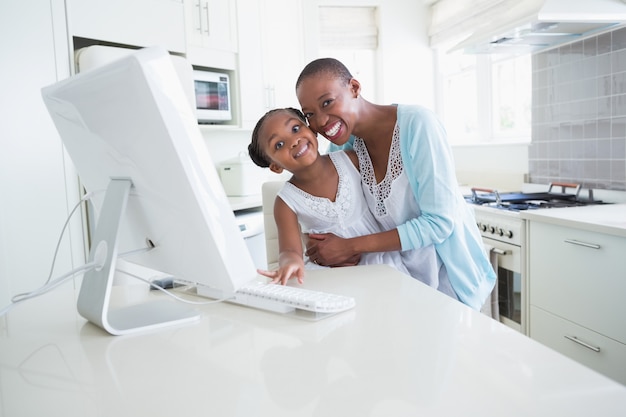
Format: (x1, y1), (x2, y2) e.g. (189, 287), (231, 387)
(313, 5), (379, 152)
(318, 6), (378, 102)
(436, 49), (531, 145)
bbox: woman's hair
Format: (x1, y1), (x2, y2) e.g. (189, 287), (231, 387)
(248, 107), (307, 168)
(295, 58), (353, 90)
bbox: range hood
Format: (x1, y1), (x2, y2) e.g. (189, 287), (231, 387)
(453, 0), (626, 54)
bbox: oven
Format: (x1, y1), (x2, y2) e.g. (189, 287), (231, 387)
(474, 208), (525, 333)
(467, 182), (604, 335)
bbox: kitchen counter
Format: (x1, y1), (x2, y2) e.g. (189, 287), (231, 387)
(228, 194), (262, 211)
(519, 203), (626, 238)
(2, 264), (626, 416)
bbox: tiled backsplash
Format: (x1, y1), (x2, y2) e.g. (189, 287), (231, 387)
(530, 26), (626, 191)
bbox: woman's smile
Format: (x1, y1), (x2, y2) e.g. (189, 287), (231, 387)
(324, 120), (341, 138)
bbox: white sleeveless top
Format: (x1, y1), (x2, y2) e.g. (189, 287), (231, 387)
(354, 126), (453, 294)
(278, 151), (409, 275)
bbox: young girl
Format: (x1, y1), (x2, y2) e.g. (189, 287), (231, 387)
(295, 58), (496, 310)
(248, 108), (437, 285)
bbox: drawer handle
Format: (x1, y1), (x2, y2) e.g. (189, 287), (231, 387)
(564, 335), (601, 352)
(564, 239), (601, 249)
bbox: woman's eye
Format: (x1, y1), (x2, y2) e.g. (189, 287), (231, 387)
(322, 99), (332, 108)
(303, 113), (312, 119)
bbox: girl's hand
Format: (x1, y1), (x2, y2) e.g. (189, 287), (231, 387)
(257, 263), (305, 286)
(306, 233), (359, 267)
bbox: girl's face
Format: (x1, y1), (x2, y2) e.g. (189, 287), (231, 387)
(258, 111), (319, 174)
(296, 74), (360, 146)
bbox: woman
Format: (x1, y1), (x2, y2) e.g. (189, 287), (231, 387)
(295, 58), (495, 310)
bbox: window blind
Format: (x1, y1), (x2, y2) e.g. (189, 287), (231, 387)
(319, 6), (378, 50)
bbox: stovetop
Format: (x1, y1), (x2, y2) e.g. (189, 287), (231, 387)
(464, 182), (605, 212)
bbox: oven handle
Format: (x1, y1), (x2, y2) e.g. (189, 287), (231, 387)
(491, 248), (507, 255)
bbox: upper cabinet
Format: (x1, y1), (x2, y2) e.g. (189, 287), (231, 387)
(65, 0), (186, 53)
(236, 0), (305, 129)
(184, 0), (238, 69)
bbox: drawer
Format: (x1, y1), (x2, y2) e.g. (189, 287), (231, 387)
(528, 222), (626, 343)
(530, 306), (626, 386)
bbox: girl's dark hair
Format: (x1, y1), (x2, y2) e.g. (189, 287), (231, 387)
(248, 107), (307, 168)
(295, 58), (353, 90)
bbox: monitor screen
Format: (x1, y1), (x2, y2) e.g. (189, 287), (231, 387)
(41, 47), (257, 335)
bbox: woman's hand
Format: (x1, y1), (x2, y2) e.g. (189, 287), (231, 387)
(305, 233), (360, 267)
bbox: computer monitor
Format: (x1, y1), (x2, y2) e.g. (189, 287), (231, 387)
(41, 47), (257, 335)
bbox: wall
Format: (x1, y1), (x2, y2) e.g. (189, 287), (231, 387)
(530, 26), (626, 191)
(452, 143), (529, 190)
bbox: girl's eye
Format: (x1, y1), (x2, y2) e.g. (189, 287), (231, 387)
(322, 99), (332, 108)
(291, 124), (300, 133)
(274, 141), (284, 150)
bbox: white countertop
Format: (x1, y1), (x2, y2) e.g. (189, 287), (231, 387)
(228, 194), (262, 211)
(1, 265), (625, 416)
(520, 203), (626, 237)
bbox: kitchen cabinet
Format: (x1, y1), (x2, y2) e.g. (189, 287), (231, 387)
(0, 0), (82, 307)
(66, 0), (186, 53)
(184, 0), (238, 69)
(236, 0), (305, 129)
(527, 219), (626, 385)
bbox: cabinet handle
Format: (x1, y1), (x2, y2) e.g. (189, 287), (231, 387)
(195, 0), (203, 33)
(202, 1), (210, 35)
(491, 248), (507, 255)
(564, 239), (600, 249)
(564, 335), (601, 352)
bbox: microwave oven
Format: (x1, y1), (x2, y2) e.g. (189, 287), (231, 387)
(193, 69), (232, 124)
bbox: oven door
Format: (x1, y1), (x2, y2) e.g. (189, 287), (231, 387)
(484, 237), (523, 333)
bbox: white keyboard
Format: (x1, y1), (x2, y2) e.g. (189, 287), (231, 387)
(232, 282), (355, 315)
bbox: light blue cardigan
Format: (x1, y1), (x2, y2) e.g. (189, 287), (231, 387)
(330, 104), (496, 310)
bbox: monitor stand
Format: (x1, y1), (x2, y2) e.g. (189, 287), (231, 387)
(77, 178), (200, 335)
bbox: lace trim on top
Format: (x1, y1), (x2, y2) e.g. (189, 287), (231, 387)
(283, 152), (352, 224)
(354, 124), (403, 217)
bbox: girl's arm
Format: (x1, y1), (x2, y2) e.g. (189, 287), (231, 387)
(257, 196), (306, 285)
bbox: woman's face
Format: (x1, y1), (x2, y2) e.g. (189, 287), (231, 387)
(296, 74), (360, 146)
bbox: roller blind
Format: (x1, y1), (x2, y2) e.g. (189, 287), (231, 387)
(319, 6), (378, 50)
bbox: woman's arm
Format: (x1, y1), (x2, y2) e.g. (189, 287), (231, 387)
(306, 228), (401, 267)
(395, 105), (458, 251)
(256, 196), (306, 285)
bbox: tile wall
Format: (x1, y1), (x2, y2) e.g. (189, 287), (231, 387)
(530, 26), (626, 191)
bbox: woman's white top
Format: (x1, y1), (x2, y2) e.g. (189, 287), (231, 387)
(354, 128), (455, 297)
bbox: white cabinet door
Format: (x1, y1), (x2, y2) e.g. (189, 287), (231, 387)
(236, 0), (305, 129)
(184, 0), (238, 68)
(0, 0), (82, 307)
(66, 0), (186, 53)
(258, 0), (305, 110)
(531, 306), (626, 385)
(528, 222), (626, 344)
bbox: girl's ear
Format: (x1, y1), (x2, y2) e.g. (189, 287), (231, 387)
(269, 162), (284, 174)
(349, 78), (361, 98)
